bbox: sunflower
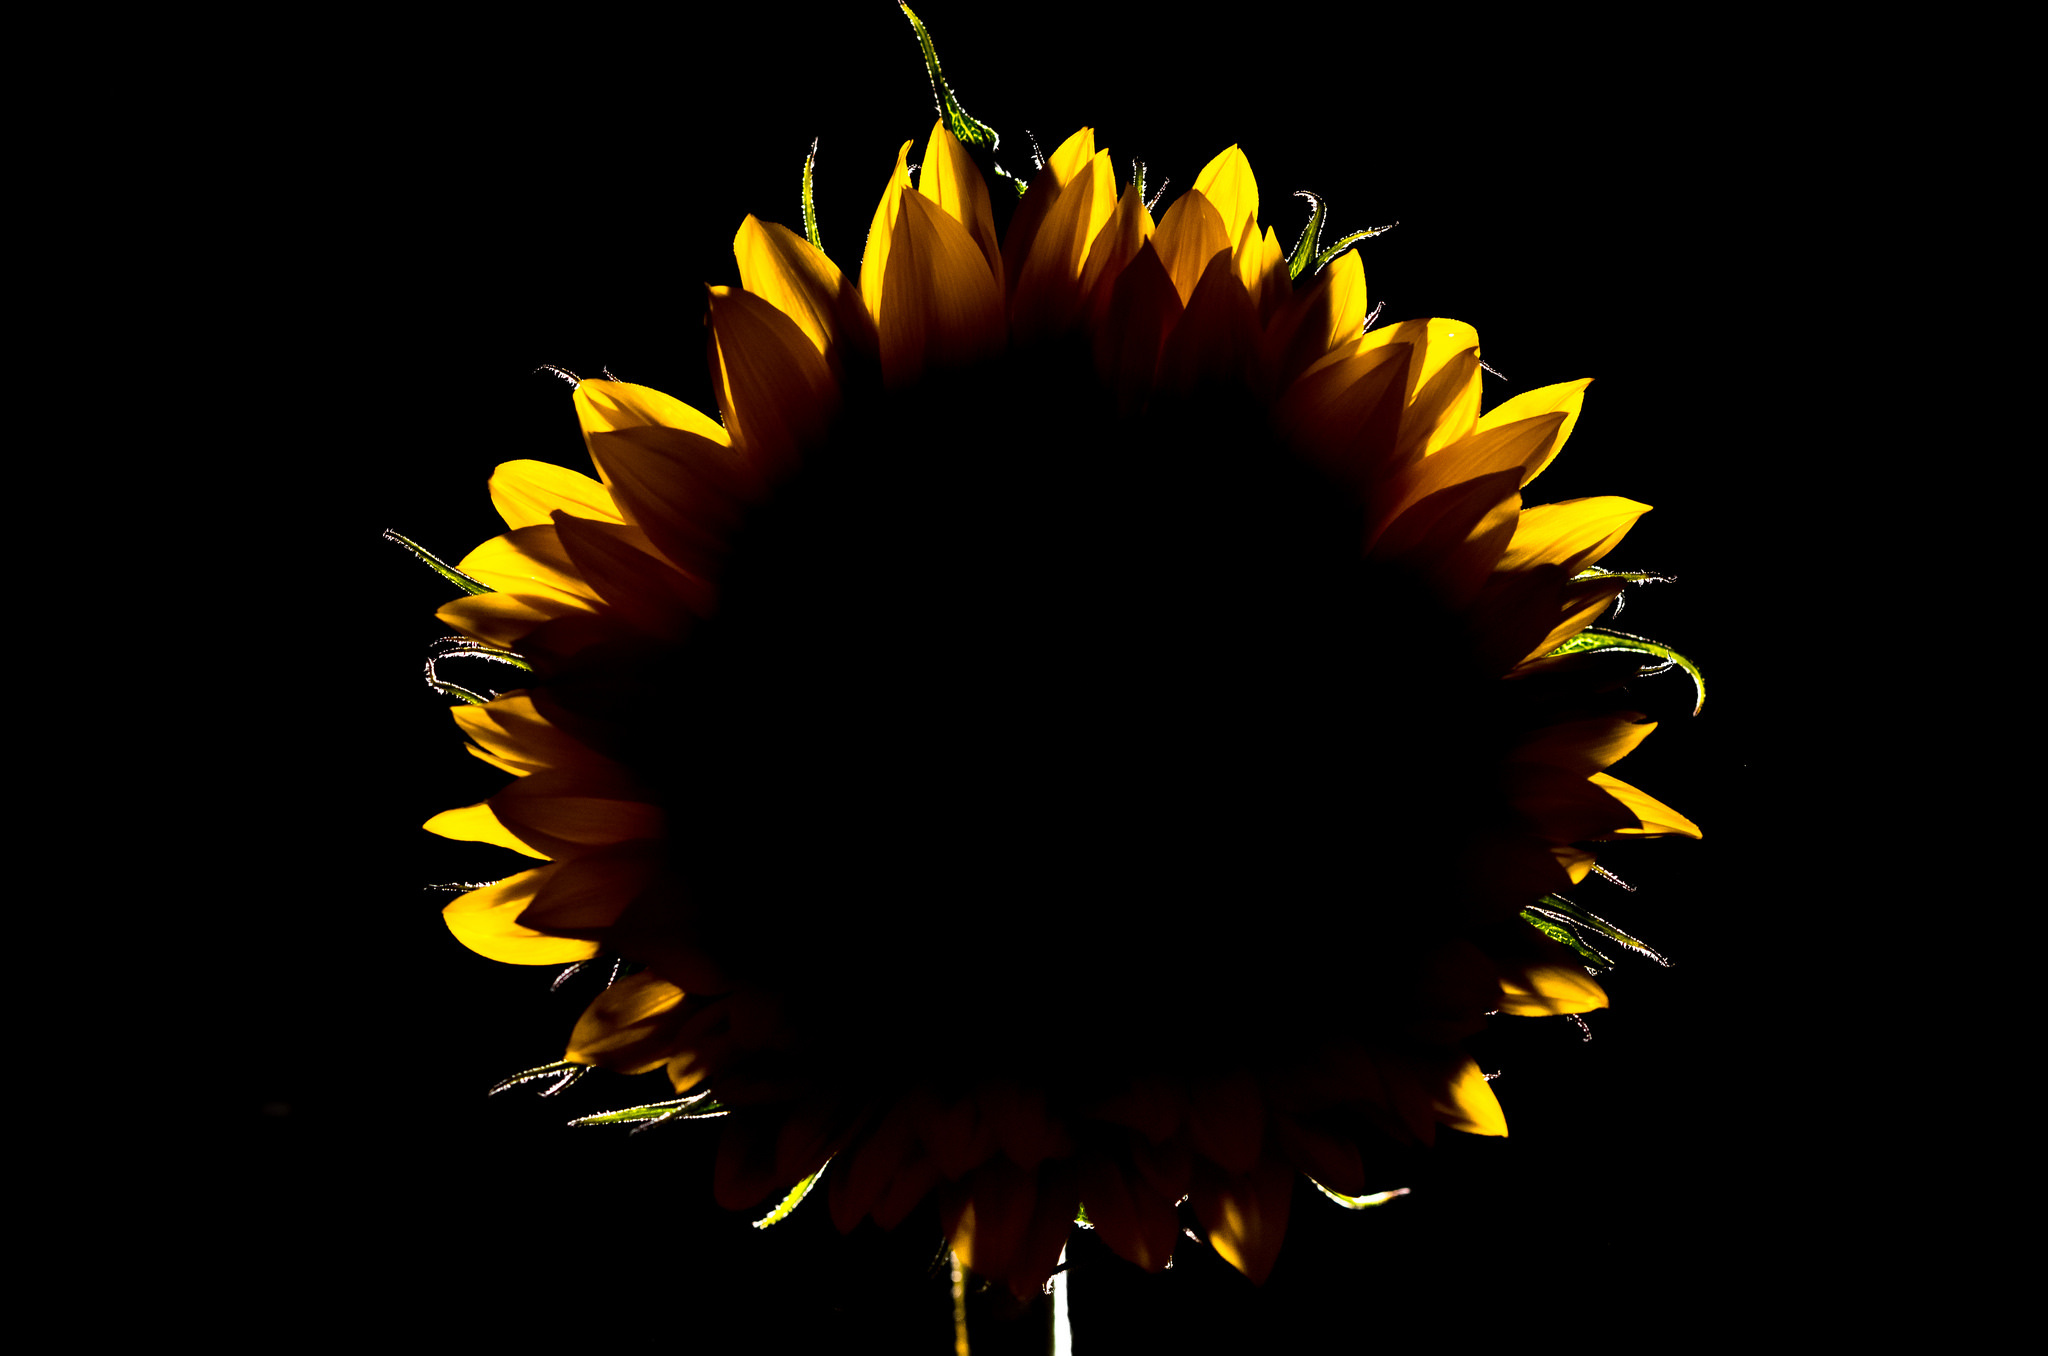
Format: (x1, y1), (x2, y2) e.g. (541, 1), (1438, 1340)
(424, 118), (1698, 1298)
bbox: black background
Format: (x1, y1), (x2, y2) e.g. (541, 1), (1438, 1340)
(182, 7), (1835, 1348)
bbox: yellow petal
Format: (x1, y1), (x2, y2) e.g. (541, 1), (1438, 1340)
(859, 140), (914, 325)
(457, 525), (601, 612)
(1150, 186), (1231, 307)
(1044, 126), (1096, 184)
(1499, 496), (1650, 575)
(1272, 339), (1410, 489)
(1191, 1156), (1295, 1284)
(443, 868), (600, 965)
(576, 380), (756, 579)
(1434, 1059), (1507, 1137)
(1520, 575), (1630, 663)
(552, 512), (712, 630)
(1590, 773), (1702, 838)
(451, 694), (585, 777)
(488, 777), (663, 859)
(916, 120), (1003, 290)
(1476, 378), (1591, 487)
(423, 800), (550, 859)
(707, 284), (837, 476)
(733, 214), (870, 372)
(1157, 248), (1260, 393)
(1511, 714), (1657, 777)
(1012, 148), (1116, 336)
(878, 186), (1007, 388)
(434, 590), (557, 649)
(1191, 144), (1259, 270)
(1077, 180), (1155, 324)
(1497, 964), (1609, 1017)
(566, 970), (689, 1073)
(489, 460), (624, 530)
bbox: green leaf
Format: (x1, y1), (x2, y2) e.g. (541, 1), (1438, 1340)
(1545, 627), (1705, 717)
(489, 1060), (590, 1097)
(1287, 191), (1326, 280)
(1532, 894), (1670, 968)
(384, 528), (490, 595)
(801, 137), (823, 253)
(1309, 226), (1391, 276)
(754, 1161), (830, 1229)
(425, 636), (531, 706)
(1310, 1180), (1410, 1210)
(1519, 907), (1615, 968)
(567, 1091), (727, 1129)
(899, 3), (997, 149)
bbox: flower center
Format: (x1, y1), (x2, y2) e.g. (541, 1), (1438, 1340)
(588, 341), (1519, 1082)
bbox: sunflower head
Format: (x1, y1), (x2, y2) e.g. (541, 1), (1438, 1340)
(420, 105), (1698, 1299)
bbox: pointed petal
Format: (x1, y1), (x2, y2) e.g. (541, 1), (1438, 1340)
(490, 460), (623, 529)
(1497, 963), (1610, 1017)
(576, 380), (756, 581)
(424, 800), (549, 859)
(916, 120), (1003, 290)
(945, 1157), (1036, 1283)
(434, 590), (557, 648)
(487, 776), (662, 859)
(734, 214), (871, 373)
(1590, 773), (1702, 838)
(1077, 180), (1155, 326)
(1478, 378), (1591, 487)
(1511, 714), (1657, 777)
(451, 694), (585, 777)
(1150, 186), (1231, 306)
(1191, 144), (1259, 266)
(706, 284), (837, 476)
(878, 187), (1007, 388)
(457, 526), (601, 612)
(1157, 248), (1261, 394)
(442, 867), (601, 965)
(1091, 239), (1183, 407)
(514, 843), (659, 939)
(859, 140), (914, 323)
(1012, 148), (1116, 336)
(1435, 1059), (1508, 1137)
(566, 970), (689, 1074)
(552, 511), (712, 630)
(1191, 1155), (1295, 1284)
(1499, 496), (1650, 575)
(1520, 575), (1630, 662)
(1075, 1154), (1178, 1271)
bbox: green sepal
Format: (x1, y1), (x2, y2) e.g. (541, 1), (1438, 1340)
(426, 636), (531, 706)
(1545, 627), (1705, 716)
(1572, 568), (1675, 586)
(1309, 1179), (1409, 1210)
(1287, 191), (1326, 280)
(1309, 228), (1388, 275)
(899, 3), (998, 150)
(567, 1090), (727, 1128)
(801, 137), (823, 253)
(1519, 907), (1615, 969)
(1075, 1201), (1093, 1227)
(385, 528), (490, 596)
(489, 1059), (590, 1098)
(1532, 894), (1670, 968)
(754, 1161), (830, 1229)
